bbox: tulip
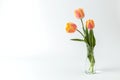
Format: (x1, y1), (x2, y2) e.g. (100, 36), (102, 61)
(86, 19), (95, 30)
(66, 22), (77, 33)
(74, 8), (85, 19)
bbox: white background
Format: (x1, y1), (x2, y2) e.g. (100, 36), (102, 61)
(0, 0), (120, 80)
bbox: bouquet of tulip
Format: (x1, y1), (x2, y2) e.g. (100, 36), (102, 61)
(65, 8), (96, 74)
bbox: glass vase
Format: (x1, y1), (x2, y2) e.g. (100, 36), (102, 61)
(85, 45), (96, 74)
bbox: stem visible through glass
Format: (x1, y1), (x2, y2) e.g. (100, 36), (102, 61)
(86, 45), (95, 74)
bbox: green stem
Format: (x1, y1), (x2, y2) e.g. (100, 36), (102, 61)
(87, 45), (95, 74)
(80, 19), (85, 33)
(76, 29), (85, 38)
(89, 56), (95, 73)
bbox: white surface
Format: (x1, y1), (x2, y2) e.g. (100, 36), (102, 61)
(0, 56), (120, 80)
(0, 0), (120, 80)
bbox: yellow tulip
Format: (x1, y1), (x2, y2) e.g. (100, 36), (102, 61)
(66, 22), (77, 33)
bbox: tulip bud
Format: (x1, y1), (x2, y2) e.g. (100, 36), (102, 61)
(66, 22), (77, 33)
(74, 8), (85, 19)
(86, 19), (95, 30)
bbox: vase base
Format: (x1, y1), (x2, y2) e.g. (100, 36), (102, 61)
(85, 70), (101, 75)
(85, 70), (96, 75)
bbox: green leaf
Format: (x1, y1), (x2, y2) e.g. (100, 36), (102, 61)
(70, 38), (84, 42)
(85, 26), (88, 37)
(88, 30), (93, 47)
(88, 30), (96, 48)
(84, 26), (89, 44)
(92, 31), (96, 47)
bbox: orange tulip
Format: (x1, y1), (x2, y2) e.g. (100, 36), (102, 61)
(74, 8), (85, 19)
(86, 19), (95, 30)
(66, 22), (77, 33)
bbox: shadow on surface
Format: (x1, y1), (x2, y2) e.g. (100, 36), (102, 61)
(98, 67), (120, 73)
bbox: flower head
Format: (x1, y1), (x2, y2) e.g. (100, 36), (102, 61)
(66, 22), (77, 33)
(86, 19), (95, 30)
(74, 8), (85, 19)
